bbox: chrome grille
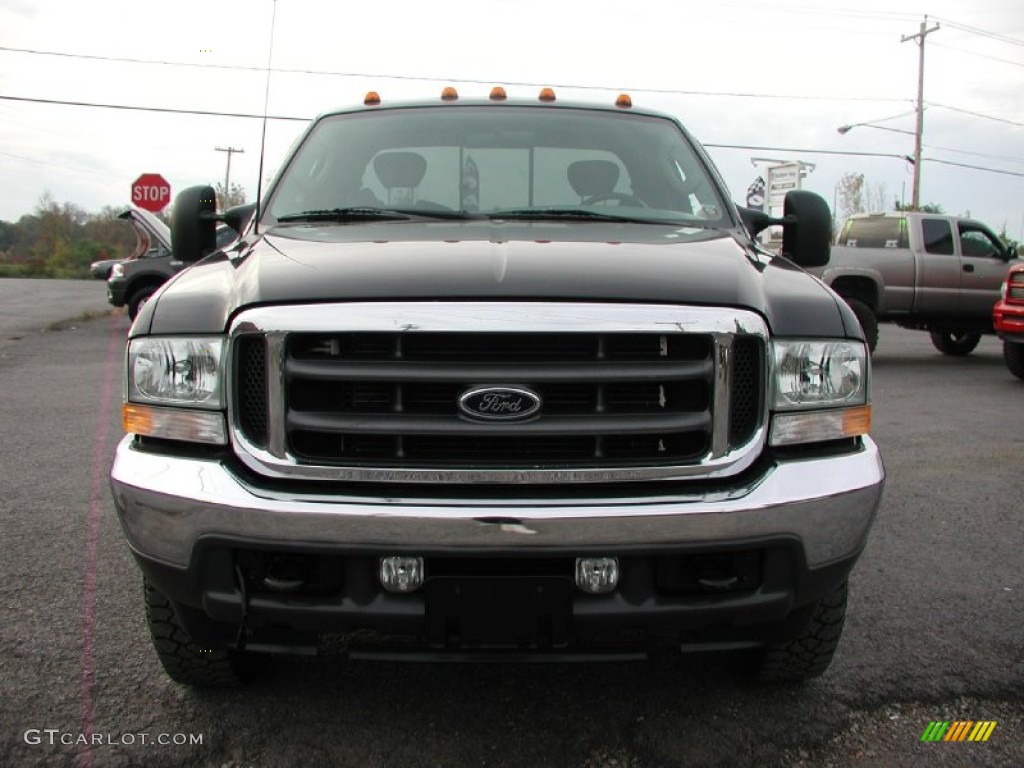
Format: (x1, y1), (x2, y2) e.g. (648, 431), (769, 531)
(227, 303), (769, 484)
(278, 332), (714, 466)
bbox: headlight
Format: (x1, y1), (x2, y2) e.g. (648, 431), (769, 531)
(124, 337), (227, 444)
(770, 339), (870, 446)
(128, 337), (225, 407)
(110, 262), (124, 278)
(772, 340), (867, 410)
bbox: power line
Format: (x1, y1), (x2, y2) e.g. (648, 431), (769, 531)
(0, 94), (309, 121)
(931, 41), (1024, 70)
(923, 143), (1024, 164)
(932, 17), (1024, 48)
(929, 102), (1024, 129)
(706, 144), (910, 160)
(0, 150), (121, 178)
(5, 92), (1020, 166)
(707, 144), (1024, 179)
(924, 158), (1024, 178)
(0, 45), (909, 104)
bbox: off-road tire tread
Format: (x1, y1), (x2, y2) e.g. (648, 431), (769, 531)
(844, 298), (878, 353)
(756, 582), (848, 683)
(929, 330), (981, 356)
(128, 286), (157, 320)
(144, 580), (243, 687)
(1004, 341), (1024, 380)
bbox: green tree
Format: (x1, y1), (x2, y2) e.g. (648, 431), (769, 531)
(0, 194), (143, 278)
(894, 201), (944, 213)
(836, 172), (865, 224)
(215, 182), (247, 211)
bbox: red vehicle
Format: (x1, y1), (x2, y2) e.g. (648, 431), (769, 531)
(993, 262), (1024, 380)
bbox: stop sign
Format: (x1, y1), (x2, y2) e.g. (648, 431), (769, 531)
(131, 173), (171, 213)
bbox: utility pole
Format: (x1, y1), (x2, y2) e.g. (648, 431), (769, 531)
(214, 146), (245, 206)
(901, 16), (939, 210)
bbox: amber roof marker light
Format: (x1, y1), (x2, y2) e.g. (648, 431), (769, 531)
(441, 86), (459, 102)
(615, 93), (633, 108)
(364, 91), (381, 106)
(489, 86), (508, 101)
(538, 87), (557, 102)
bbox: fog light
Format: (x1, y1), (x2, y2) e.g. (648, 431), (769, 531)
(575, 557), (619, 594)
(380, 556), (424, 593)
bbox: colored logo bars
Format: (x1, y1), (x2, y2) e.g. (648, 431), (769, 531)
(921, 721), (997, 742)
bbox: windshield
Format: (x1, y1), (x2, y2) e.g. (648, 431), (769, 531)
(264, 106), (730, 227)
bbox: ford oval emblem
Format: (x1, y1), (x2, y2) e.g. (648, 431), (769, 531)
(458, 386), (542, 421)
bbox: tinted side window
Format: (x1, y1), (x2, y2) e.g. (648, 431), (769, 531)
(838, 217), (904, 248)
(922, 219), (954, 255)
(958, 227), (1002, 259)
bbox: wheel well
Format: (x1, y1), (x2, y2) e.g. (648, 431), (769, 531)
(830, 277), (878, 310)
(127, 276), (166, 300)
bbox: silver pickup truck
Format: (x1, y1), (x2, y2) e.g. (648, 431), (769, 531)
(810, 212), (1020, 354)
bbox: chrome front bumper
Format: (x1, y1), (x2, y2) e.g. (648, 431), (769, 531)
(111, 436), (884, 570)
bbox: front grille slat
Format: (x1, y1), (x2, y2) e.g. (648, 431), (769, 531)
(287, 410), (711, 435)
(285, 359), (713, 383)
(233, 325), (764, 472)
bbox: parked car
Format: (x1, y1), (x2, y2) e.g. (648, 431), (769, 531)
(993, 261), (1024, 379)
(107, 207), (239, 319)
(89, 257), (124, 280)
(810, 212), (1020, 354)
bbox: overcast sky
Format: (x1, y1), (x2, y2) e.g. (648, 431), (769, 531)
(1, 0), (1023, 234)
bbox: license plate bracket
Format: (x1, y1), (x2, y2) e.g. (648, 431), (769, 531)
(426, 578), (571, 649)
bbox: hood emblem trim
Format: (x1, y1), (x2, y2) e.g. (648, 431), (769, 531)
(458, 386), (542, 422)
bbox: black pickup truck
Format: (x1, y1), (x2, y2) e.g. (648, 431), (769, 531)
(110, 88), (884, 687)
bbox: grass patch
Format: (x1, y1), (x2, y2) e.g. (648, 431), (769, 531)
(44, 308), (117, 332)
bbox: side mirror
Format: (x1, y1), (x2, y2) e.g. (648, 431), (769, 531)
(737, 206), (773, 238)
(223, 202), (257, 235)
(782, 190), (831, 268)
(171, 185), (217, 264)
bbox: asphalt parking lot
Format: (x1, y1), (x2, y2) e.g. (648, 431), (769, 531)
(0, 279), (1021, 768)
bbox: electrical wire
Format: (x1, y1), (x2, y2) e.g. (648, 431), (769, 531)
(0, 150), (122, 178)
(924, 158), (1024, 178)
(0, 45), (909, 104)
(0, 94), (309, 121)
(932, 17), (1024, 48)
(931, 41), (1024, 70)
(929, 103), (1024, 129)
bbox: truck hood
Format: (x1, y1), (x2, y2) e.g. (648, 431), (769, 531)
(139, 220), (851, 338)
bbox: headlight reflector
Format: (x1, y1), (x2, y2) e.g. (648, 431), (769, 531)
(772, 340), (867, 410)
(128, 337), (225, 409)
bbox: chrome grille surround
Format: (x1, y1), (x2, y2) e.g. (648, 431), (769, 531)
(227, 302), (769, 484)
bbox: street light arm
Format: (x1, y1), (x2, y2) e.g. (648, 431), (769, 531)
(837, 123), (916, 137)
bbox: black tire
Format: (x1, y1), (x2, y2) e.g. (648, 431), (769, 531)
(128, 286), (157, 320)
(930, 330), (981, 356)
(1005, 341), (1024, 380)
(144, 579), (247, 687)
(844, 298), (878, 353)
(754, 581), (848, 683)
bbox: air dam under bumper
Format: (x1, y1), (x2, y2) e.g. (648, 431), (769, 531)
(111, 436), (883, 569)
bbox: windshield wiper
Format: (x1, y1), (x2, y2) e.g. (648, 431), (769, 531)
(277, 207), (411, 223)
(486, 208), (668, 224)
(278, 207), (482, 223)
(388, 208), (483, 220)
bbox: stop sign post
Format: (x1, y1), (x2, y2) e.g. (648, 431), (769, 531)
(131, 173), (171, 213)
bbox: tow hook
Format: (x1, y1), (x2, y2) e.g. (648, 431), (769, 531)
(234, 563), (250, 652)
